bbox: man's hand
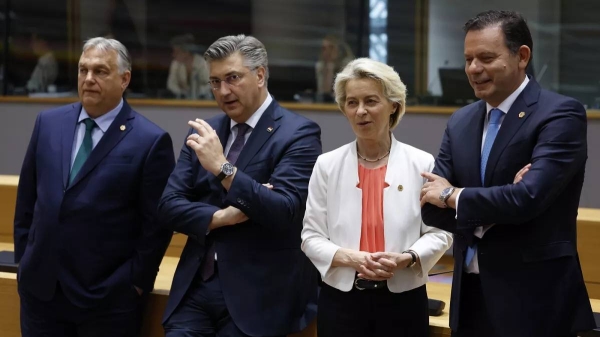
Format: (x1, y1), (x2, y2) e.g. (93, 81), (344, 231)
(513, 163), (531, 184)
(186, 119), (227, 176)
(209, 206), (249, 231)
(420, 172), (458, 208)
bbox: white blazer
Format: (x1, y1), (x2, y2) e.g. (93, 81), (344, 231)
(301, 135), (453, 292)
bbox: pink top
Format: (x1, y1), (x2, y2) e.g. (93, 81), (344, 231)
(357, 164), (388, 253)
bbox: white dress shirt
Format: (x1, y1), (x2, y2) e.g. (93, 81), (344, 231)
(457, 76), (530, 273)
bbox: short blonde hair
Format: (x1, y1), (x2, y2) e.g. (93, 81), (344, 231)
(334, 57), (407, 129)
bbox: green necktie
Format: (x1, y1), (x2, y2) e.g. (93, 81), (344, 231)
(69, 118), (97, 185)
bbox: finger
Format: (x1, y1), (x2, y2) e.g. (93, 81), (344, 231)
(364, 257), (387, 271)
(262, 183), (273, 189)
(195, 119), (216, 134)
(359, 265), (391, 279)
(358, 264), (378, 279)
(377, 258), (398, 269)
(188, 120), (209, 137)
(186, 139), (202, 151)
(421, 172), (439, 181)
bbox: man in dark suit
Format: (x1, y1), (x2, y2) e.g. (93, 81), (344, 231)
(159, 35), (321, 337)
(419, 10), (596, 337)
(14, 37), (175, 337)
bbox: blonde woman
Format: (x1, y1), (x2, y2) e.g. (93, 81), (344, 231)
(302, 58), (452, 337)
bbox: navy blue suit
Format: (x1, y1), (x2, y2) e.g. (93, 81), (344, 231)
(14, 100), (175, 335)
(422, 79), (596, 336)
(159, 100), (321, 336)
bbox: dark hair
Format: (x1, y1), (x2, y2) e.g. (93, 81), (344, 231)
(463, 10), (533, 57)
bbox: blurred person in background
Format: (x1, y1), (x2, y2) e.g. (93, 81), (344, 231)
(26, 30), (58, 93)
(315, 34), (354, 102)
(167, 34), (211, 100)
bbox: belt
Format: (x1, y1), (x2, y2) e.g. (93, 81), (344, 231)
(353, 278), (387, 290)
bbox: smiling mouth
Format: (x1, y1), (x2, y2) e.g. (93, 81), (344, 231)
(473, 79), (491, 85)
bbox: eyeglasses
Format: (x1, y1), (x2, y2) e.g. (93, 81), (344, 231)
(208, 70), (254, 91)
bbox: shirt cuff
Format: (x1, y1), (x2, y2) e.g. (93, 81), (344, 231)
(454, 188), (464, 220)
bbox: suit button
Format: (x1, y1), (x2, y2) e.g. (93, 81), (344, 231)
(237, 198), (243, 204)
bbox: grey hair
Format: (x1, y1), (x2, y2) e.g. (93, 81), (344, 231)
(204, 34), (269, 84)
(334, 57), (407, 129)
(82, 37), (132, 74)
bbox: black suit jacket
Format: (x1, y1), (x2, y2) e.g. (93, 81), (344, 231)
(158, 100), (321, 336)
(422, 79), (596, 336)
(14, 100), (175, 308)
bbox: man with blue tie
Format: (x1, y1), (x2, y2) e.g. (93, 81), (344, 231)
(14, 37), (175, 337)
(159, 35), (321, 337)
(419, 10), (595, 337)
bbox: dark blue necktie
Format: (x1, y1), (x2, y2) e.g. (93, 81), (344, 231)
(465, 108), (503, 267)
(200, 123), (251, 281)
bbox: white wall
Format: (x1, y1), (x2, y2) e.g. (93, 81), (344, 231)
(427, 0), (561, 95)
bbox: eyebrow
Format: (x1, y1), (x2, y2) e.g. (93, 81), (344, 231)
(346, 94), (380, 100)
(209, 71), (242, 80)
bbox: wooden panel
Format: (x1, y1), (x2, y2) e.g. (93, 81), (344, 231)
(585, 282), (600, 300)
(0, 176), (18, 244)
(578, 208), (600, 286)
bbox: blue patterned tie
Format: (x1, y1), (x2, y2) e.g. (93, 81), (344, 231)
(200, 123), (251, 281)
(465, 108), (503, 267)
(69, 118), (96, 185)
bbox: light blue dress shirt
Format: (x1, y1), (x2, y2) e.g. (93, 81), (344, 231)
(70, 99), (124, 169)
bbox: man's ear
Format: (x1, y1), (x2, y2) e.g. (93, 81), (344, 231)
(121, 71), (131, 91)
(256, 66), (266, 88)
(518, 45), (531, 71)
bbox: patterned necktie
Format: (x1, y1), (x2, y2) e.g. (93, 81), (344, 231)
(226, 123), (251, 164)
(69, 118), (96, 185)
(200, 123), (251, 281)
(465, 108), (503, 267)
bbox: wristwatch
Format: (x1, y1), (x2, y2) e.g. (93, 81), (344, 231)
(216, 162), (235, 181)
(439, 186), (456, 208)
(403, 250), (417, 268)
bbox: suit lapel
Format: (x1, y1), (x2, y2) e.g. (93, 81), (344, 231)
(462, 101), (486, 188)
(234, 100), (281, 170)
(67, 101), (135, 189)
(484, 80), (539, 185)
(61, 103), (83, 189)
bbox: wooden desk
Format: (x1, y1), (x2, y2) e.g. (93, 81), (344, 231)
(578, 208), (600, 298)
(0, 241), (598, 337)
(0, 175), (18, 243)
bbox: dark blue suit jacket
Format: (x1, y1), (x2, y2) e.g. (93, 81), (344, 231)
(159, 100), (321, 336)
(422, 79), (596, 336)
(14, 100), (175, 308)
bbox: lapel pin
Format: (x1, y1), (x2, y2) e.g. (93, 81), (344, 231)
(267, 126), (273, 133)
(397, 184), (404, 192)
(120, 125), (126, 131)
(518, 112), (525, 118)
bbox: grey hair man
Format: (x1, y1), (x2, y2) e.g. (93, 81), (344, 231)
(159, 34), (321, 337)
(15, 36), (175, 337)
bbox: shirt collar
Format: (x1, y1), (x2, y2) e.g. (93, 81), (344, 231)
(79, 98), (124, 133)
(486, 76), (530, 115)
(229, 92), (273, 131)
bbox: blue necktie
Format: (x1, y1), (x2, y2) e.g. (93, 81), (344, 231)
(200, 123), (251, 281)
(465, 108), (503, 267)
(69, 118), (96, 185)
